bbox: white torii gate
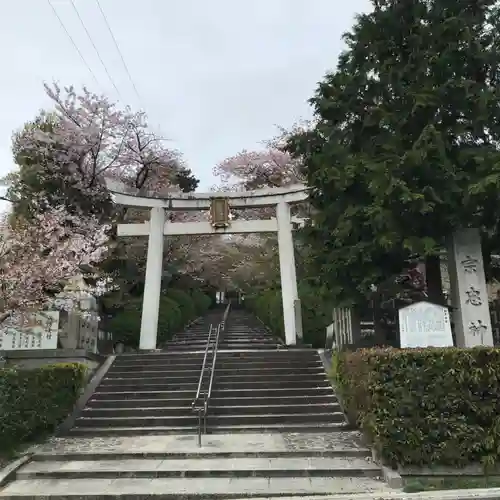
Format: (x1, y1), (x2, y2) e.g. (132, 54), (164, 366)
(107, 181), (309, 350)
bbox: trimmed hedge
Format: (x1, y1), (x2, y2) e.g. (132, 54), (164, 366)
(332, 347), (500, 468)
(106, 288), (212, 347)
(0, 363), (87, 451)
(191, 289), (212, 315)
(246, 283), (332, 347)
(165, 289), (196, 326)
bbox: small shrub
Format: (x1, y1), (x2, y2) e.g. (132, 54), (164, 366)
(157, 296), (182, 343)
(191, 290), (211, 315)
(334, 347), (500, 468)
(0, 362), (87, 451)
(246, 284), (332, 346)
(107, 295), (183, 347)
(165, 289), (196, 326)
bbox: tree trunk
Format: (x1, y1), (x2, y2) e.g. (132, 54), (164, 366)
(425, 254), (444, 304)
(372, 293), (387, 345)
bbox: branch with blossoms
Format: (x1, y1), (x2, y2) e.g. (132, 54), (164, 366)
(0, 205), (110, 327)
(4, 84), (193, 222)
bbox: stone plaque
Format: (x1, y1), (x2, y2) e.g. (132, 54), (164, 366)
(0, 311), (59, 351)
(399, 301), (453, 348)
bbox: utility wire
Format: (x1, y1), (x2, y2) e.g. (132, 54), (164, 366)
(46, 0), (100, 87)
(69, 0), (123, 100)
(93, 0), (173, 141)
(94, 0), (143, 107)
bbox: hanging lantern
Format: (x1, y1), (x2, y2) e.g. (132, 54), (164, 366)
(209, 197), (231, 228)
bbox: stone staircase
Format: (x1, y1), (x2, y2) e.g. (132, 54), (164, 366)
(0, 309), (392, 498)
(64, 310), (345, 435)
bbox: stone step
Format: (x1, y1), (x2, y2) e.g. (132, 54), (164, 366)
(165, 344), (280, 351)
(91, 387), (335, 400)
(66, 422), (351, 436)
(86, 398), (194, 408)
(222, 333), (274, 337)
(82, 407), (195, 417)
(74, 412), (345, 428)
(114, 354), (208, 363)
(86, 394), (339, 409)
(212, 386), (336, 397)
(82, 403), (342, 418)
(101, 374), (203, 383)
(90, 390), (197, 401)
(94, 382), (200, 392)
(32, 447), (370, 462)
(16, 456), (380, 480)
(107, 366), (204, 374)
(0, 476), (389, 498)
(109, 360), (323, 371)
(106, 366), (326, 378)
(211, 403), (343, 416)
(215, 350), (319, 358)
(214, 379), (331, 390)
(163, 343), (278, 349)
(101, 373), (328, 384)
(213, 394), (339, 406)
(95, 379), (331, 392)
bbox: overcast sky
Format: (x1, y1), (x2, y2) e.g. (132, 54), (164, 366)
(0, 0), (371, 210)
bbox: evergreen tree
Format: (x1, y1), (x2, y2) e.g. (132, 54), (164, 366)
(286, 0), (500, 305)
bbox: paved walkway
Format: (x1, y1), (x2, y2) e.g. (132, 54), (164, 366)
(0, 432), (393, 498)
(31, 430), (369, 455)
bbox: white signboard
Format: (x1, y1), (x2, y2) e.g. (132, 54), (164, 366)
(0, 311), (59, 351)
(399, 301), (453, 348)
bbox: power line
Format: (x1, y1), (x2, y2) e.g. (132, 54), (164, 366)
(69, 0), (123, 100)
(94, 0), (143, 107)
(46, 0), (100, 87)
(93, 0), (174, 141)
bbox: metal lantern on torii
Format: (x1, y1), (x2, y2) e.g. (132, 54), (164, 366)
(209, 197), (232, 229)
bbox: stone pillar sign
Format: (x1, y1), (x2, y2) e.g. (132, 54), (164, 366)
(447, 228), (493, 347)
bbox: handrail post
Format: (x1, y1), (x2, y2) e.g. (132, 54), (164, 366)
(197, 409), (202, 448)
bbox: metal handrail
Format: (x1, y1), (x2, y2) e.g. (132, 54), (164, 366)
(203, 322), (222, 432)
(193, 301), (231, 447)
(191, 325), (213, 416)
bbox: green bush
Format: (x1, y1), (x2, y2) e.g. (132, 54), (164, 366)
(246, 283), (332, 347)
(165, 289), (195, 326)
(247, 289), (284, 340)
(334, 347), (500, 468)
(0, 363), (87, 451)
(105, 289), (211, 347)
(107, 295), (183, 347)
(191, 289), (211, 315)
(157, 296), (183, 343)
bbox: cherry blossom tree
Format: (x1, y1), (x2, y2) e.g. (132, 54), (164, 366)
(214, 148), (302, 191)
(6, 83), (198, 220)
(0, 205), (109, 325)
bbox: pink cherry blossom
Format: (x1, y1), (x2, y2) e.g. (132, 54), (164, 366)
(213, 148), (302, 191)
(14, 83), (186, 204)
(0, 205), (109, 324)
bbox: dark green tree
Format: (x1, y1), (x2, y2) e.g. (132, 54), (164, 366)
(286, 0), (500, 306)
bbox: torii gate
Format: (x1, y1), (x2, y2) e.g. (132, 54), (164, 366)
(107, 181), (309, 350)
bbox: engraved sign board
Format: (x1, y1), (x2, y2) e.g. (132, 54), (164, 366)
(399, 301), (453, 348)
(0, 311), (59, 351)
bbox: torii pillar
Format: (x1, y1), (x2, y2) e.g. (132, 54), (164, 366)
(140, 207), (166, 350)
